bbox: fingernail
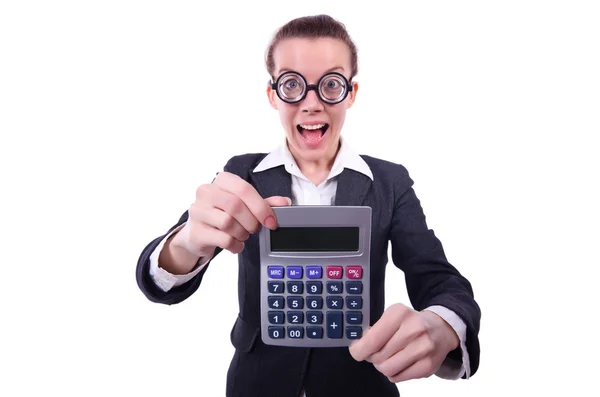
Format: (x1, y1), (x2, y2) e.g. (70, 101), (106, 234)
(264, 215), (277, 230)
(286, 198), (292, 206)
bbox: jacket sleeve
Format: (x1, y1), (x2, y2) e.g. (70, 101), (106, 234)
(135, 209), (224, 305)
(388, 166), (481, 377)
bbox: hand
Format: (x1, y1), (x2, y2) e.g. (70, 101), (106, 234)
(349, 303), (459, 383)
(169, 171), (290, 266)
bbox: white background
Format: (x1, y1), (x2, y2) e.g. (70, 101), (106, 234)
(1, 1), (599, 396)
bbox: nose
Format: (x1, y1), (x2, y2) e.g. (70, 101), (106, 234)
(301, 88), (324, 113)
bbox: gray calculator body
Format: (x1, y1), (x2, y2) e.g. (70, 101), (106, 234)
(259, 206), (371, 347)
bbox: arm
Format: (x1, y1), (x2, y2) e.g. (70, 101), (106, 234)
(388, 168), (481, 377)
(136, 209), (224, 305)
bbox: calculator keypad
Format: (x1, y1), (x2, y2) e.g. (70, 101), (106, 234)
(265, 264), (366, 345)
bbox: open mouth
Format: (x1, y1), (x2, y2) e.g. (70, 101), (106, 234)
(297, 123), (329, 139)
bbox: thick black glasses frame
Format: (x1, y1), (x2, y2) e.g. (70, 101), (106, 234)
(271, 71), (353, 104)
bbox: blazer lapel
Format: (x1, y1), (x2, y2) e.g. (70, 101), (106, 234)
(249, 165), (293, 200)
(334, 167), (373, 206)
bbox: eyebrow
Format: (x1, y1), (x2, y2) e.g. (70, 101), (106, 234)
(276, 66), (346, 76)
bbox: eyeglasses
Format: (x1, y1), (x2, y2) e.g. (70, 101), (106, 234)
(271, 71), (353, 105)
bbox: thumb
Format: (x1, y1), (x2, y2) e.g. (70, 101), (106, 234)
(264, 196), (292, 207)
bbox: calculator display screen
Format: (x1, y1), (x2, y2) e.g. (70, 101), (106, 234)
(270, 227), (359, 252)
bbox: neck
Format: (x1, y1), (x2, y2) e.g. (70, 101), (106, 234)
(288, 139), (341, 185)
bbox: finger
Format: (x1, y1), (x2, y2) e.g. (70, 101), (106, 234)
(349, 304), (410, 362)
(374, 335), (435, 381)
(199, 205), (250, 243)
(213, 172), (279, 230)
(197, 183), (261, 234)
(192, 222), (245, 255)
(366, 325), (414, 365)
(387, 355), (438, 383)
(265, 196), (292, 207)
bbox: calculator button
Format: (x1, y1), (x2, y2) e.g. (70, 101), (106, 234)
(306, 281), (323, 294)
(287, 266), (303, 279)
(345, 281), (362, 294)
(268, 311), (285, 325)
(287, 311), (304, 324)
(306, 296), (323, 309)
(326, 311), (343, 338)
(346, 311), (362, 324)
(346, 296), (363, 309)
(346, 266), (363, 279)
(268, 296), (284, 309)
(346, 326), (363, 339)
(268, 281), (285, 294)
(268, 326), (284, 339)
(287, 296), (304, 309)
(287, 326), (304, 339)
(326, 266), (343, 279)
(306, 311), (323, 324)
(326, 296), (344, 309)
(306, 266), (323, 279)
(326, 281), (343, 294)
(307, 326), (323, 339)
(287, 281), (303, 294)
(268, 266), (284, 279)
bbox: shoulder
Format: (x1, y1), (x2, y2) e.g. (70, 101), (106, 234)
(359, 154), (414, 191)
(223, 153), (269, 178)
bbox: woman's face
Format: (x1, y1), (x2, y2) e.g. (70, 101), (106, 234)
(267, 37), (358, 165)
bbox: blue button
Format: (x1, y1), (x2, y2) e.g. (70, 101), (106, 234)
(268, 296), (284, 309)
(287, 326), (304, 339)
(327, 281), (343, 294)
(306, 311), (323, 324)
(267, 281), (284, 294)
(346, 281), (362, 294)
(326, 311), (343, 339)
(346, 296), (362, 309)
(306, 296), (323, 310)
(268, 326), (284, 339)
(287, 311), (304, 324)
(268, 266), (284, 279)
(307, 326), (323, 339)
(268, 311), (285, 325)
(306, 266), (322, 279)
(287, 281), (303, 294)
(287, 266), (303, 279)
(287, 296), (304, 310)
(326, 296), (344, 309)
(306, 281), (323, 294)
(346, 311), (362, 324)
(346, 326), (362, 339)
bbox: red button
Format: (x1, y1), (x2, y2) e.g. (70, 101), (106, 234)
(346, 266), (363, 279)
(326, 266), (343, 279)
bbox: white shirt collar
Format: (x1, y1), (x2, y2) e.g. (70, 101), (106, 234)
(253, 136), (374, 181)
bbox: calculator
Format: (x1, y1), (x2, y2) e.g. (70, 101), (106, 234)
(259, 206), (371, 347)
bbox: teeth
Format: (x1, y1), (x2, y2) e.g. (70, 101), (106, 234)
(299, 124), (325, 130)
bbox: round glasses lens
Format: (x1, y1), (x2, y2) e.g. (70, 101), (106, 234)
(278, 74), (305, 101)
(319, 75), (347, 102)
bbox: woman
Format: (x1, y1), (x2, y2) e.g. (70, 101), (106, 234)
(136, 14), (480, 397)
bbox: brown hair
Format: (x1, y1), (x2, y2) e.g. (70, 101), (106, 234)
(265, 14), (359, 81)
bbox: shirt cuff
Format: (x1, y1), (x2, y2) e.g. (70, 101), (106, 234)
(148, 224), (212, 292)
(424, 305), (470, 380)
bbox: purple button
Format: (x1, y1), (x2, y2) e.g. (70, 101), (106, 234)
(268, 266), (284, 279)
(287, 266), (303, 279)
(306, 266), (322, 279)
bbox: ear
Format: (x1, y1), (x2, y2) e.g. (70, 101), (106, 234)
(347, 81), (359, 109)
(267, 82), (278, 110)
